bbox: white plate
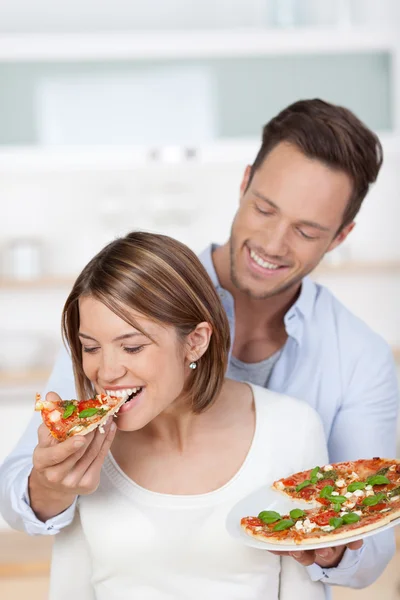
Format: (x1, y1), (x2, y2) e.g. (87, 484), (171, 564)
(226, 485), (400, 552)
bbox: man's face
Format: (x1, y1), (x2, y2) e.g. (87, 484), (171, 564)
(230, 142), (354, 300)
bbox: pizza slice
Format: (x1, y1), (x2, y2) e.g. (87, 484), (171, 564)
(241, 499), (400, 545)
(272, 458), (400, 509)
(35, 392), (127, 441)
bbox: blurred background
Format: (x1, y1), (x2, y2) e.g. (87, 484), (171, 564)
(0, 0), (399, 598)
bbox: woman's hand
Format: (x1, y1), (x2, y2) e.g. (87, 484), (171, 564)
(271, 539), (363, 568)
(29, 393), (117, 522)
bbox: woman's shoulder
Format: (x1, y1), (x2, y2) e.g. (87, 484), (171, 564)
(250, 383), (322, 427)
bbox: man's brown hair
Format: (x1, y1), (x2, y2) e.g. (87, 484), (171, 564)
(62, 232), (230, 412)
(249, 99), (383, 231)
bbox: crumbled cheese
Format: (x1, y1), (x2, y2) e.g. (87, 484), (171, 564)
(389, 465), (396, 472)
(321, 525), (334, 532)
(276, 481), (285, 490)
(365, 490), (375, 497)
(99, 425), (105, 434)
(331, 491), (339, 496)
(390, 496), (398, 502)
(343, 501), (356, 509)
(365, 485), (373, 491)
(344, 492), (353, 498)
(303, 519), (317, 533)
(49, 410), (62, 423)
(351, 472), (358, 479)
(336, 479), (346, 488)
(353, 510), (363, 516)
(353, 489), (365, 497)
(339, 511), (349, 517)
(316, 472), (324, 479)
(323, 465), (333, 472)
(295, 521), (305, 532)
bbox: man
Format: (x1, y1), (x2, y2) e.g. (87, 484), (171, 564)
(1, 99), (398, 594)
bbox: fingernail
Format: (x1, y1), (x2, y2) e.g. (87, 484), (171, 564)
(291, 552), (303, 559)
(316, 549), (330, 558)
(74, 439), (86, 448)
(110, 422), (117, 432)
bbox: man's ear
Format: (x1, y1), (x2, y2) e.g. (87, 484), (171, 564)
(326, 221), (356, 254)
(240, 165), (252, 197)
(185, 322), (212, 364)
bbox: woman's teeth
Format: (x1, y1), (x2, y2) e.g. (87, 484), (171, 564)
(105, 388), (142, 401)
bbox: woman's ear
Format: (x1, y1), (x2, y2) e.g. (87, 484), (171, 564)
(186, 322), (213, 363)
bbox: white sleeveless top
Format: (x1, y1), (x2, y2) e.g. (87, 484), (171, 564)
(50, 385), (328, 600)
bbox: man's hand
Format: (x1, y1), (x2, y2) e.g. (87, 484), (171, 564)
(271, 540), (363, 568)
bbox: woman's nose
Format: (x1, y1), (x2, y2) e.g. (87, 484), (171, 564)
(98, 354), (127, 383)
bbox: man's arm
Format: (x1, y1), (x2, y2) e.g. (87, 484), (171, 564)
(0, 346), (77, 534)
(308, 338), (399, 588)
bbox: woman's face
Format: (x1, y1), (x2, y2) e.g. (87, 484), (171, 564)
(78, 296), (192, 431)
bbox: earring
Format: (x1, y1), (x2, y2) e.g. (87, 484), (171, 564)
(189, 361), (197, 370)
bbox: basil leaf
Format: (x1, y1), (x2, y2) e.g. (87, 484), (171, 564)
(296, 480), (311, 492)
(347, 482), (366, 493)
(78, 407), (100, 418)
(62, 403), (76, 419)
(310, 467), (320, 479)
(258, 511), (281, 524)
(319, 485), (334, 499)
(325, 495), (347, 504)
(362, 493), (386, 506)
(290, 509), (305, 520)
(329, 517), (344, 529)
(366, 475), (390, 486)
(333, 504), (341, 513)
(273, 519), (295, 531)
(342, 512), (361, 524)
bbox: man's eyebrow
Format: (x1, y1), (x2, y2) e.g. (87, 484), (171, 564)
(253, 190), (331, 232)
(78, 332), (145, 342)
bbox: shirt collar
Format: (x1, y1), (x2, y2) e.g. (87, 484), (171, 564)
(198, 244), (317, 322)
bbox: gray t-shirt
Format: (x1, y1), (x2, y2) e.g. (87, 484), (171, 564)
(227, 349), (282, 388)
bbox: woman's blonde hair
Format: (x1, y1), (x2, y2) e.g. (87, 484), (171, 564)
(62, 231), (230, 412)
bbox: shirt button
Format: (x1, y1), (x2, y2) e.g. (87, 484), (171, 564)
(219, 290), (226, 298)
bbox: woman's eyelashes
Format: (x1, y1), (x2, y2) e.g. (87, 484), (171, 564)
(82, 346), (99, 354)
(82, 345), (145, 354)
(123, 345), (145, 354)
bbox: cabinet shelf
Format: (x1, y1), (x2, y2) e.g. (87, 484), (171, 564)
(0, 28), (398, 63)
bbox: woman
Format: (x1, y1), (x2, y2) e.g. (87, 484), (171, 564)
(48, 231), (327, 599)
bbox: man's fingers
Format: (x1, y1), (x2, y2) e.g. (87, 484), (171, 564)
(347, 540), (363, 551)
(289, 550), (316, 566)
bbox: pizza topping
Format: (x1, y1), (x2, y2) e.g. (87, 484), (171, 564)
(320, 470), (338, 481)
(273, 519), (295, 531)
(258, 511), (281, 524)
(362, 493), (386, 507)
(62, 403), (77, 419)
(319, 485), (334, 499)
(289, 509), (305, 520)
(309, 466), (321, 484)
(347, 481), (366, 492)
(335, 478), (346, 488)
(78, 407), (101, 419)
(366, 475), (390, 486)
(323, 465), (333, 471)
(49, 410), (63, 422)
(296, 480), (311, 492)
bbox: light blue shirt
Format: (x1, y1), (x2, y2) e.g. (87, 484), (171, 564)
(0, 244), (398, 594)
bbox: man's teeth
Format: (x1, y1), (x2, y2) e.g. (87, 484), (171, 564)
(250, 249), (280, 270)
(105, 388), (141, 400)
